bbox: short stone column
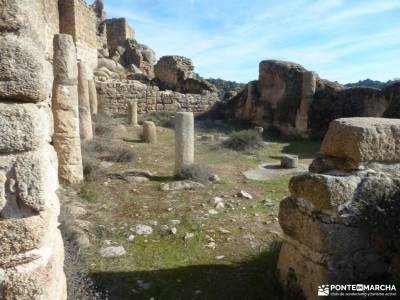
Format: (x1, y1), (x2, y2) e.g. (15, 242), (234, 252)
(143, 121), (157, 143)
(78, 61), (93, 141)
(128, 101), (138, 126)
(174, 112), (194, 174)
(52, 34), (84, 184)
(281, 154), (298, 169)
(88, 79), (98, 115)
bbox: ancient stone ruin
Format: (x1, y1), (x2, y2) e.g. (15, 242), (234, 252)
(223, 60), (400, 139)
(0, 1), (66, 299)
(278, 117), (400, 300)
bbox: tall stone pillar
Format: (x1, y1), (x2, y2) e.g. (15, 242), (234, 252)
(78, 61), (93, 141)
(52, 34), (84, 184)
(295, 71), (317, 136)
(174, 112), (194, 174)
(88, 79), (98, 115)
(0, 1), (66, 299)
(128, 101), (138, 126)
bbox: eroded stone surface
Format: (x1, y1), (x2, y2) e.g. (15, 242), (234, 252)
(321, 118), (400, 163)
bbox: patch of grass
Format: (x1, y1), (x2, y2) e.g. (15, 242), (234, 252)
(223, 130), (264, 151)
(176, 164), (213, 184)
(79, 183), (99, 203)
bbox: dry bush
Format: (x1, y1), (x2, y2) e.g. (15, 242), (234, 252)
(103, 144), (136, 163)
(176, 164), (213, 184)
(223, 130), (264, 151)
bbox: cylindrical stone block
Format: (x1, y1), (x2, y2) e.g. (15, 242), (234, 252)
(52, 34), (83, 184)
(78, 61), (93, 141)
(88, 79), (98, 115)
(174, 112), (194, 174)
(128, 101), (138, 126)
(281, 154), (299, 169)
(142, 121), (157, 143)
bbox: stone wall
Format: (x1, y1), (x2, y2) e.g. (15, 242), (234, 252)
(0, 1), (66, 299)
(105, 18), (135, 56)
(59, 0), (98, 75)
(96, 79), (220, 115)
(44, 0), (60, 60)
(277, 118), (400, 300)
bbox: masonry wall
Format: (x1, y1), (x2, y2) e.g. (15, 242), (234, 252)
(59, 0), (98, 75)
(0, 1), (66, 299)
(96, 79), (220, 114)
(44, 0), (60, 60)
(105, 18), (135, 55)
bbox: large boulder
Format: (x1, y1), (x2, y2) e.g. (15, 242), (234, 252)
(154, 55), (217, 94)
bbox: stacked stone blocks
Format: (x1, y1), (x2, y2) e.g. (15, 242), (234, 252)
(0, 1), (66, 299)
(277, 118), (400, 300)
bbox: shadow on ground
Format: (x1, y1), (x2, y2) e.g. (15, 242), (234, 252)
(267, 139), (321, 160)
(89, 242), (289, 300)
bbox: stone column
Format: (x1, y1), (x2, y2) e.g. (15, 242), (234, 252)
(128, 101), (138, 126)
(295, 71), (317, 136)
(143, 121), (157, 143)
(174, 112), (194, 174)
(0, 1), (66, 299)
(88, 79), (98, 115)
(52, 34), (84, 184)
(78, 61), (93, 141)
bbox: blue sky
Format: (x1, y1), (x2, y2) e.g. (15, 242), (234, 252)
(99, 0), (400, 84)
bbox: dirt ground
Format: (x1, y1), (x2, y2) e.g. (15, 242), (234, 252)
(69, 116), (320, 300)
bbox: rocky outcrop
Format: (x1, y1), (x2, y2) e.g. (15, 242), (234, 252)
(309, 86), (389, 139)
(0, 1), (66, 299)
(224, 60), (399, 139)
(155, 56), (217, 94)
(277, 118), (400, 300)
(123, 39), (156, 78)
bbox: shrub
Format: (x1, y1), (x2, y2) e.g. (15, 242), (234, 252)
(223, 130), (264, 151)
(79, 184), (98, 203)
(141, 111), (175, 128)
(93, 113), (119, 137)
(106, 144), (136, 163)
(176, 164), (213, 184)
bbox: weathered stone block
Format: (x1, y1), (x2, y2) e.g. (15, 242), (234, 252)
(279, 197), (369, 254)
(0, 36), (47, 102)
(289, 173), (360, 209)
(14, 147), (59, 213)
(321, 118), (400, 163)
(0, 211), (55, 260)
(0, 103), (50, 152)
